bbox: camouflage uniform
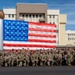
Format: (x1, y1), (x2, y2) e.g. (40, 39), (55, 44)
(23, 55), (26, 66)
(0, 53), (3, 67)
(39, 52), (46, 66)
(55, 51), (62, 66)
(25, 54), (30, 66)
(18, 55), (23, 67)
(30, 52), (35, 66)
(4, 56), (9, 67)
(34, 53), (38, 66)
(46, 52), (53, 66)
(73, 52), (75, 65)
(67, 52), (73, 66)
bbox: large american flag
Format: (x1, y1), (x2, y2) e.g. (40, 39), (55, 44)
(3, 20), (56, 50)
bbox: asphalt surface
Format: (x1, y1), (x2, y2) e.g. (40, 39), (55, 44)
(0, 66), (75, 75)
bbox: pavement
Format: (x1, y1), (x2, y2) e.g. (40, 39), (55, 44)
(0, 66), (75, 75)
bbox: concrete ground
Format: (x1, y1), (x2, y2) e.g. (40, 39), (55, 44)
(0, 66), (75, 75)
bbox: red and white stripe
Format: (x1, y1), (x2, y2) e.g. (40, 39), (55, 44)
(3, 22), (56, 50)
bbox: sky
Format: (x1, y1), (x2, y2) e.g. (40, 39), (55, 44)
(0, 0), (75, 30)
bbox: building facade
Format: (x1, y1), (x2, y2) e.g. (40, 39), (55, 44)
(47, 10), (59, 45)
(59, 14), (67, 46)
(3, 3), (67, 46)
(3, 8), (16, 20)
(16, 3), (47, 22)
(66, 30), (75, 46)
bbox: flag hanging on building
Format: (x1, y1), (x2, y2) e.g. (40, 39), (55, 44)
(2, 20), (56, 50)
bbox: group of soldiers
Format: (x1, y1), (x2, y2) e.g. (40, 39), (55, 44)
(0, 48), (75, 67)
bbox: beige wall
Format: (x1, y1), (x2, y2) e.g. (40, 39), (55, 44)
(3, 8), (16, 20)
(59, 14), (67, 45)
(16, 3), (47, 22)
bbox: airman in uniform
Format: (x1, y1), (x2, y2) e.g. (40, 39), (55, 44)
(39, 52), (46, 66)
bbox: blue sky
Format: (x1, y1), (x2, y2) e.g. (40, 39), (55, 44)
(0, 0), (75, 30)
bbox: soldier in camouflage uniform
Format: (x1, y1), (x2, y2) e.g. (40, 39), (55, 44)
(23, 55), (26, 66)
(53, 50), (58, 66)
(73, 51), (75, 65)
(4, 54), (9, 67)
(0, 53), (3, 67)
(34, 52), (38, 66)
(56, 51), (62, 66)
(18, 54), (23, 67)
(25, 54), (30, 66)
(30, 52), (35, 66)
(39, 52), (46, 66)
(46, 51), (53, 66)
(67, 52), (73, 66)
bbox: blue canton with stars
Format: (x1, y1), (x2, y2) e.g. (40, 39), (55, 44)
(3, 20), (29, 41)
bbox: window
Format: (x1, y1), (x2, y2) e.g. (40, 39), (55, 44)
(72, 38), (75, 40)
(26, 15), (28, 18)
(36, 15), (38, 18)
(57, 42), (59, 44)
(39, 15), (41, 18)
(56, 30), (58, 33)
(50, 22), (52, 24)
(68, 38), (75, 40)
(22, 14), (24, 18)
(33, 15), (35, 18)
(53, 22), (55, 24)
(68, 38), (70, 40)
(53, 15), (55, 18)
(49, 15), (51, 18)
(12, 14), (14, 18)
(8, 14), (11, 18)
